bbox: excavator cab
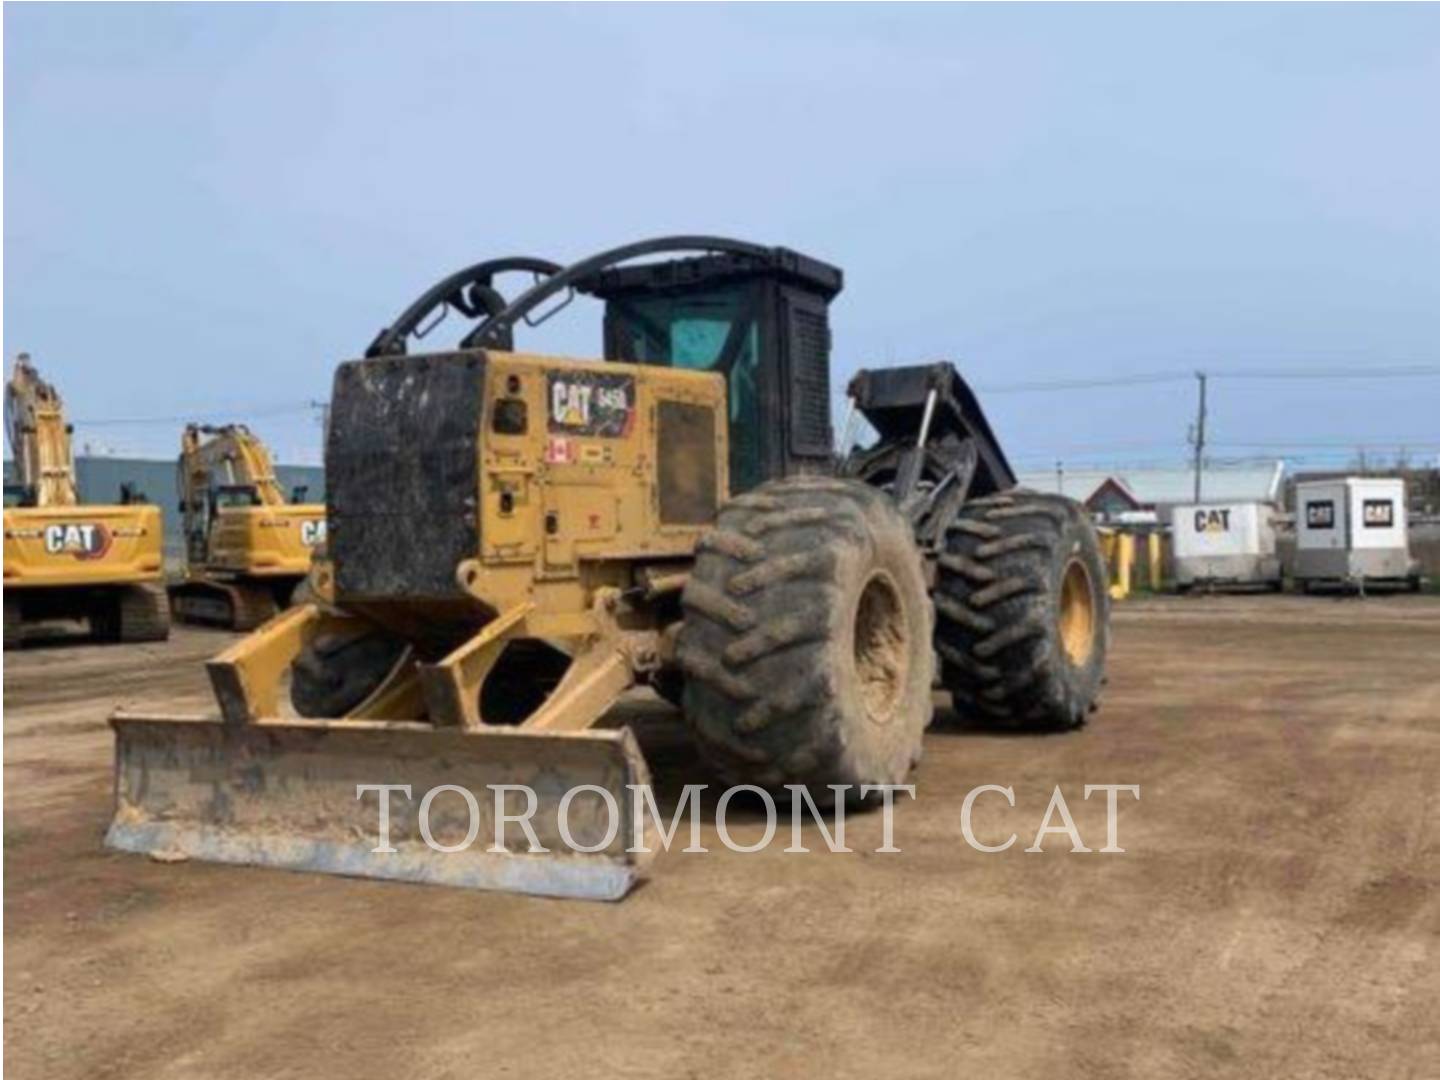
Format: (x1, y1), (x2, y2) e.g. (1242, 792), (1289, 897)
(214, 484), (263, 509)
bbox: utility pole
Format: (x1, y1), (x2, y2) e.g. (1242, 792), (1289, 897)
(309, 400), (330, 462)
(1190, 371), (1207, 502)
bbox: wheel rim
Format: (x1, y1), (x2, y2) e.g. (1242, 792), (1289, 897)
(853, 571), (909, 724)
(1058, 557), (1096, 666)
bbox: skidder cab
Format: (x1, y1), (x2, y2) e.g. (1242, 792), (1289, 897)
(108, 237), (1109, 899)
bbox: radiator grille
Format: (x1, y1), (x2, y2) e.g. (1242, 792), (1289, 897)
(657, 401), (718, 526)
(788, 305), (831, 455)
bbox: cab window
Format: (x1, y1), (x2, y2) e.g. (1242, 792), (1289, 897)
(607, 284), (762, 492)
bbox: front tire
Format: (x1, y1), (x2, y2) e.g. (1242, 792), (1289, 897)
(936, 490), (1108, 729)
(290, 628), (408, 718)
(678, 476), (934, 795)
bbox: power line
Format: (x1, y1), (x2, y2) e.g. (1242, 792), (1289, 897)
(978, 372), (1190, 393)
(56, 361), (1440, 434)
(1212, 364), (1440, 380)
(974, 363), (1440, 394)
(73, 403), (316, 427)
(1210, 439), (1440, 450)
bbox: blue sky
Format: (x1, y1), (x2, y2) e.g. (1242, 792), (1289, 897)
(5, 4), (1438, 467)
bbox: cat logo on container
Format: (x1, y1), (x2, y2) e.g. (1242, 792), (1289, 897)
(1362, 500), (1394, 528)
(1306, 501), (1335, 529)
(299, 520), (327, 547)
(1194, 508), (1231, 533)
(43, 522), (113, 560)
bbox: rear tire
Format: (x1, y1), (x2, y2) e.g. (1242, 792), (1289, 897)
(290, 628), (408, 718)
(678, 476), (934, 796)
(936, 490), (1107, 730)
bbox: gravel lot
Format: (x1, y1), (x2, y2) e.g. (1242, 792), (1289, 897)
(4, 595), (1438, 1079)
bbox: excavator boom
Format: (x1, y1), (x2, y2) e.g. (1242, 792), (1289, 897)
(4, 352), (79, 507)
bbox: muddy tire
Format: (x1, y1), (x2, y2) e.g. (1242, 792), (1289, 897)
(3, 592), (21, 650)
(116, 582), (171, 643)
(651, 669), (685, 709)
(678, 476), (934, 796)
(936, 490), (1107, 730)
(290, 629), (408, 718)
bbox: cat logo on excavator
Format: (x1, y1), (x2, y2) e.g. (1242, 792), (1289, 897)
(43, 521), (113, 559)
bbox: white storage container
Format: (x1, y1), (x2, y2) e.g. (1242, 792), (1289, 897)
(1171, 502), (1281, 590)
(1293, 478), (1417, 587)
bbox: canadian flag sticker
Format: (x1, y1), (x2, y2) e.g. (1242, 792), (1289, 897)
(545, 436), (576, 465)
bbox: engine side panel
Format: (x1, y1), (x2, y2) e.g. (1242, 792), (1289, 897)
(479, 353), (727, 579)
(325, 349), (728, 611)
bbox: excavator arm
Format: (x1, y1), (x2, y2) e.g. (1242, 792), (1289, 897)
(177, 424), (290, 550)
(5, 353), (79, 508)
(179, 424), (288, 508)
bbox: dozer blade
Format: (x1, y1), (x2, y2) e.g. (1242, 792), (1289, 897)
(106, 712), (655, 901)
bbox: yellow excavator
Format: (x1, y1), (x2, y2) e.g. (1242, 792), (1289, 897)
(3, 353), (169, 648)
(168, 423), (326, 630)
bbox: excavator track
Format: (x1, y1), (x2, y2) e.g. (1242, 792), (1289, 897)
(116, 582), (172, 643)
(168, 580), (279, 632)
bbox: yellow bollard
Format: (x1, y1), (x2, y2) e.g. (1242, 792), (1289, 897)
(1109, 533), (1134, 600)
(1097, 527), (1132, 601)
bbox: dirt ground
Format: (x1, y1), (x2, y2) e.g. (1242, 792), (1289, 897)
(4, 596), (1438, 1080)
